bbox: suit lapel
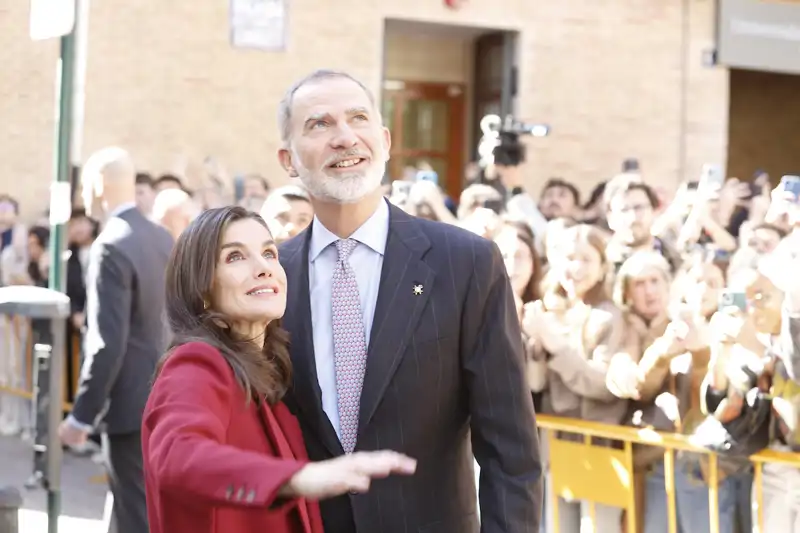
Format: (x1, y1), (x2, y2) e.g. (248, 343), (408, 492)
(359, 206), (433, 433)
(281, 232), (344, 457)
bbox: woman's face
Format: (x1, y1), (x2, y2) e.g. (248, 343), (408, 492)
(544, 220), (571, 267)
(684, 264), (725, 317)
(495, 227), (534, 298)
(68, 216), (94, 246)
(264, 196), (314, 244)
(209, 218), (287, 338)
(627, 265), (670, 320)
(28, 234), (44, 261)
(745, 272), (784, 335)
(559, 239), (603, 299)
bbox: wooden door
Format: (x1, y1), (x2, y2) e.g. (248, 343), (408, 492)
(382, 81), (465, 200)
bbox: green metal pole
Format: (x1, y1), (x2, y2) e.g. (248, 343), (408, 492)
(46, 10), (78, 533)
(48, 25), (77, 295)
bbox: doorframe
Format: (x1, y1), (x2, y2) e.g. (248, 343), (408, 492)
(383, 81), (466, 201)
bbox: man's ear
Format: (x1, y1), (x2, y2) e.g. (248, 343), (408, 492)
(277, 148), (299, 178)
(381, 127), (392, 162)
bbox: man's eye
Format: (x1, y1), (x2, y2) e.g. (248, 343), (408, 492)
(312, 121), (327, 129)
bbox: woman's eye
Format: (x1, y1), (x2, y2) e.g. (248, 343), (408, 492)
(263, 249), (277, 259)
(225, 251), (243, 263)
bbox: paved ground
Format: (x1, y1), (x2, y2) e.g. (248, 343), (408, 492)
(0, 435), (483, 532)
(0, 435), (108, 532)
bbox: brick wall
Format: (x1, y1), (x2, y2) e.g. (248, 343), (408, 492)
(1, 0), (734, 220)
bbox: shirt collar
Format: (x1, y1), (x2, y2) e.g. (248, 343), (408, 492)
(309, 197), (390, 263)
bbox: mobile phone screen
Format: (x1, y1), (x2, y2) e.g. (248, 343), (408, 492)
(718, 290), (747, 312)
(780, 175), (800, 201)
(700, 164), (724, 190)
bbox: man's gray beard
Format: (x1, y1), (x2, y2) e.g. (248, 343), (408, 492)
(302, 167), (384, 204)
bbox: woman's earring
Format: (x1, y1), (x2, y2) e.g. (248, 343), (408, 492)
(203, 299), (210, 310)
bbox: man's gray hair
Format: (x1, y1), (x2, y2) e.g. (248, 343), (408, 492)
(277, 69), (377, 144)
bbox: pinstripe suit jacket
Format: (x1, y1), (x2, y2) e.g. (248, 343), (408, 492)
(279, 203), (542, 533)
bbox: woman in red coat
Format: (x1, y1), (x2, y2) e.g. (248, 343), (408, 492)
(142, 206), (416, 533)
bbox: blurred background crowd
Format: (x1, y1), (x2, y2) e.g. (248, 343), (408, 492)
(3, 0), (800, 531)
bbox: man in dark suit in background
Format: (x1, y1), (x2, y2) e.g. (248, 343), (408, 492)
(59, 147), (174, 533)
(277, 70), (542, 533)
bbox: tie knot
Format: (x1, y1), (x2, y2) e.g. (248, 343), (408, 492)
(335, 239), (358, 261)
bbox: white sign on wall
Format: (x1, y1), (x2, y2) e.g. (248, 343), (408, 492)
(230, 0), (288, 51)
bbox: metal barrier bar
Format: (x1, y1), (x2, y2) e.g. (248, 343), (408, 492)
(753, 462), (764, 533)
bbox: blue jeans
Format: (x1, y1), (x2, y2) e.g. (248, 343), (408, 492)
(642, 459), (747, 533)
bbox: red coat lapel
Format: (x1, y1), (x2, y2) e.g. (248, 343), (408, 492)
(272, 402), (310, 460)
(260, 402), (313, 533)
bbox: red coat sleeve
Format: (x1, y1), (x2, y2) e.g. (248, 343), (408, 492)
(142, 342), (307, 508)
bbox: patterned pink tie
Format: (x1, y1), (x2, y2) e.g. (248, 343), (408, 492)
(331, 239), (368, 453)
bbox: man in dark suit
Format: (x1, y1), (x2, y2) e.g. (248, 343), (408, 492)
(276, 70), (542, 533)
(58, 147), (174, 533)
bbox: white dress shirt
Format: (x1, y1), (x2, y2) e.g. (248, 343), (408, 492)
(308, 198), (389, 440)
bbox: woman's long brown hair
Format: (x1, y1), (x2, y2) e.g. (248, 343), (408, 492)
(157, 206), (292, 405)
(501, 218), (543, 303)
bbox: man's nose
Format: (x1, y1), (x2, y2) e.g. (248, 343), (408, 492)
(331, 124), (358, 149)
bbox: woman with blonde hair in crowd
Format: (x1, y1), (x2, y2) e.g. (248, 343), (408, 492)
(605, 251), (744, 533)
(521, 223), (627, 532)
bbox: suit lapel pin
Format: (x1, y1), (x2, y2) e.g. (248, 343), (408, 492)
(413, 284), (424, 296)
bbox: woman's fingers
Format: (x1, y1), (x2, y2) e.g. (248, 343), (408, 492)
(347, 451), (417, 478)
(344, 474), (371, 494)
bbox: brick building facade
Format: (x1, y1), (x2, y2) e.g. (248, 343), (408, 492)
(2, 0), (798, 220)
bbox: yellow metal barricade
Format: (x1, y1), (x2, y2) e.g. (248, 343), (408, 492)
(537, 414), (800, 533)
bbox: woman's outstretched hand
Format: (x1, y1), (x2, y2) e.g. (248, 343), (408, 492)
(279, 451), (417, 500)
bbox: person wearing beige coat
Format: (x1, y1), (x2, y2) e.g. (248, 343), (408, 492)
(522, 223), (628, 533)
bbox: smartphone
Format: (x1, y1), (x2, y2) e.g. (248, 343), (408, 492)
(622, 158), (640, 172)
(233, 175), (245, 203)
(700, 164), (724, 190)
(483, 199), (505, 214)
(780, 175), (800, 201)
(748, 181), (763, 199)
(391, 180), (412, 198)
(416, 170), (438, 185)
(711, 248), (732, 262)
(718, 290), (747, 312)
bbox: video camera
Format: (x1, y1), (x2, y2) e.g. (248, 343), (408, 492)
(477, 114), (550, 169)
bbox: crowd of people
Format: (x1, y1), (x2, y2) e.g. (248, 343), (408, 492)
(0, 68), (798, 533)
(400, 161), (800, 532)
